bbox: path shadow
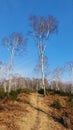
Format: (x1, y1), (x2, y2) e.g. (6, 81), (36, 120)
(17, 97), (50, 116)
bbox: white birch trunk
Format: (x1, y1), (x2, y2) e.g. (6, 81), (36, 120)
(39, 35), (47, 96)
(3, 82), (7, 93)
(56, 80), (59, 91)
(71, 67), (73, 93)
(8, 60), (12, 92)
(8, 49), (14, 92)
(41, 53), (46, 96)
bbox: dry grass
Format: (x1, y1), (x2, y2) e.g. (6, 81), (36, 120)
(0, 92), (72, 130)
(0, 93), (30, 130)
(45, 93), (73, 130)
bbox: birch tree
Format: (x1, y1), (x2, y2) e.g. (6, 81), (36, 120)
(34, 55), (49, 76)
(0, 61), (8, 92)
(34, 55), (50, 90)
(2, 32), (27, 92)
(29, 15), (58, 95)
(52, 66), (64, 90)
(65, 61), (73, 93)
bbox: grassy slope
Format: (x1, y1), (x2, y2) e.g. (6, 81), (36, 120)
(0, 91), (72, 130)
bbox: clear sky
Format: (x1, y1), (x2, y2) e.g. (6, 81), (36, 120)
(0, 0), (73, 80)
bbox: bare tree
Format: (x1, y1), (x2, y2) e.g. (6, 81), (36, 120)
(65, 61), (73, 93)
(29, 15), (58, 95)
(2, 32), (27, 92)
(52, 66), (64, 90)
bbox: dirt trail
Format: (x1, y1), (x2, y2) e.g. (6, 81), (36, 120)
(17, 93), (67, 130)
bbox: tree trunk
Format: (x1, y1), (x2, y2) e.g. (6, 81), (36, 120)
(3, 82), (7, 93)
(71, 68), (73, 93)
(8, 50), (14, 93)
(8, 68), (12, 93)
(41, 53), (46, 96)
(56, 80), (59, 91)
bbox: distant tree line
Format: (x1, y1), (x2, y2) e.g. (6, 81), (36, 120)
(0, 75), (73, 94)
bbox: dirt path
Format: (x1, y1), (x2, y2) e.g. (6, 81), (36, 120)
(17, 93), (67, 130)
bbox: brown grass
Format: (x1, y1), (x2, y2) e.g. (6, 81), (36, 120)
(0, 92), (72, 130)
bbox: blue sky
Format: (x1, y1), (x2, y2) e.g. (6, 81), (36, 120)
(0, 0), (73, 80)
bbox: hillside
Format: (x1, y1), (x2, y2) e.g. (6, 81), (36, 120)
(0, 92), (72, 130)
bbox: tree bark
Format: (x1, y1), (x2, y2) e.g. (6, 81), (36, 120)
(8, 49), (14, 92)
(41, 53), (46, 96)
(3, 82), (7, 93)
(56, 80), (59, 91)
(71, 68), (73, 93)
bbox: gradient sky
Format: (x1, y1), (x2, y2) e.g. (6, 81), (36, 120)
(0, 0), (73, 80)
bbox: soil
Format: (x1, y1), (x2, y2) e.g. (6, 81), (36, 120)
(0, 93), (71, 130)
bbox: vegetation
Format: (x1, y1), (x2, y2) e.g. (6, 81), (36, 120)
(38, 88), (44, 94)
(68, 100), (73, 108)
(0, 87), (33, 101)
(68, 94), (73, 108)
(0, 88), (7, 99)
(51, 99), (62, 109)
